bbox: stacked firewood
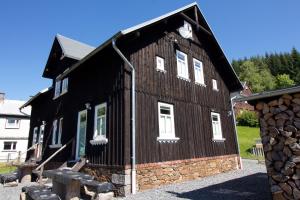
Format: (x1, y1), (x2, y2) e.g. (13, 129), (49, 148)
(256, 93), (300, 200)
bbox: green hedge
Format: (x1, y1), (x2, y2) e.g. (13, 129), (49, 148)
(236, 110), (259, 127)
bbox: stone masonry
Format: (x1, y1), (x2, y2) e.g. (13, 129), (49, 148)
(80, 154), (239, 196)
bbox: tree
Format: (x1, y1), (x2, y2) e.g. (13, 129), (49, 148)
(276, 74), (295, 89)
(238, 61), (275, 93)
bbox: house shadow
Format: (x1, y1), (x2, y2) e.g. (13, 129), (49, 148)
(167, 173), (272, 200)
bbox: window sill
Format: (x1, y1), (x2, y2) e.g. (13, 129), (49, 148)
(195, 82), (206, 87)
(90, 137), (108, 145)
(2, 150), (17, 152)
(5, 127), (20, 129)
(177, 76), (190, 82)
(53, 91), (67, 100)
(49, 144), (62, 148)
(157, 137), (180, 143)
(212, 138), (226, 142)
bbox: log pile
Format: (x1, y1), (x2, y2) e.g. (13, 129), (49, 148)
(256, 93), (300, 200)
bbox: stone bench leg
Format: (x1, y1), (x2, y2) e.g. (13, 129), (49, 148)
(52, 179), (81, 200)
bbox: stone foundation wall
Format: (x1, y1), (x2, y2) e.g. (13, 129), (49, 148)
(136, 154), (239, 190)
(81, 155), (239, 195)
(81, 165), (131, 196)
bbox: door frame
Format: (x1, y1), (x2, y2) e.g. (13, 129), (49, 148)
(75, 109), (87, 160)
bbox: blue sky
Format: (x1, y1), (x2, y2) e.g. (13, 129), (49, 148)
(1, 0), (300, 100)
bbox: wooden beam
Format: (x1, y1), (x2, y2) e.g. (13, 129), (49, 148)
(194, 6), (199, 24)
(180, 12), (212, 36)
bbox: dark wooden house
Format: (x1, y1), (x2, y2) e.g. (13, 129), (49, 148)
(22, 2), (243, 194)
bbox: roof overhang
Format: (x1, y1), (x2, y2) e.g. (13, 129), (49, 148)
(20, 87), (52, 109)
(235, 85), (300, 105)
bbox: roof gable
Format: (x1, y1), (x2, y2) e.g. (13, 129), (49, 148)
(42, 34), (95, 78)
(58, 2), (242, 92)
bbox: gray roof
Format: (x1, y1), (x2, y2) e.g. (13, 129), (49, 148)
(235, 85), (300, 103)
(0, 99), (31, 117)
(56, 34), (95, 60)
(121, 2), (197, 35)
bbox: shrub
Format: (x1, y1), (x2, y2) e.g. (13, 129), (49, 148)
(236, 110), (259, 127)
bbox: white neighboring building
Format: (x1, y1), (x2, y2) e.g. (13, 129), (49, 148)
(0, 93), (31, 162)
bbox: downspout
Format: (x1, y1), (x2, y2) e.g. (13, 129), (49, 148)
(230, 96), (243, 170)
(112, 38), (136, 194)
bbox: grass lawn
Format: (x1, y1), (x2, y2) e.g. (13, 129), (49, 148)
(236, 126), (264, 160)
(0, 163), (17, 174)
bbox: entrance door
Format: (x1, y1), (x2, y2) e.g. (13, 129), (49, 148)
(76, 110), (87, 160)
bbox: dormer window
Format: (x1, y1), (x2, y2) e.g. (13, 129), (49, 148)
(54, 77), (68, 99)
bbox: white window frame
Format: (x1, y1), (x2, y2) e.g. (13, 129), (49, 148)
(176, 50), (189, 81)
(90, 103), (108, 145)
(61, 78), (68, 95)
(54, 80), (61, 99)
(3, 141), (17, 151)
(193, 58), (205, 86)
(32, 127), (39, 145)
(212, 79), (218, 91)
(156, 56), (165, 72)
(211, 112), (225, 141)
(50, 119), (62, 148)
(5, 118), (20, 129)
(157, 102), (179, 143)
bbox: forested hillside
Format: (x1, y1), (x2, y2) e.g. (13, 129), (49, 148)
(232, 48), (300, 93)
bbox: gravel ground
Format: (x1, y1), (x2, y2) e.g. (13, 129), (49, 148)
(0, 159), (271, 200)
(0, 182), (38, 200)
(117, 159), (271, 200)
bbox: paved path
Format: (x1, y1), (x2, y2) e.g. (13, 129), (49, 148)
(118, 159), (271, 200)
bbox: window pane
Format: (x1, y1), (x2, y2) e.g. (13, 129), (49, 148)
(159, 116), (166, 134)
(100, 116), (106, 136)
(177, 52), (185, 61)
(165, 116), (172, 134)
(4, 142), (11, 150)
(98, 107), (106, 116)
(212, 115), (218, 121)
(160, 106), (170, 115)
(12, 142), (16, 150)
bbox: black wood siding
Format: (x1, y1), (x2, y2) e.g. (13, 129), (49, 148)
(122, 17), (238, 165)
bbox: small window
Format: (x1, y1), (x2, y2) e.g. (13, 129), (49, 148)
(5, 118), (20, 129)
(193, 58), (205, 85)
(212, 79), (218, 91)
(32, 127), (38, 145)
(93, 103), (107, 141)
(61, 78), (68, 94)
(39, 125), (45, 144)
(156, 56), (165, 72)
(176, 50), (189, 80)
(3, 141), (17, 151)
(211, 112), (223, 140)
(51, 120), (58, 145)
(157, 102), (178, 142)
(54, 80), (61, 98)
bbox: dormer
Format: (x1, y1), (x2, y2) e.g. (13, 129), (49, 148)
(42, 34), (95, 79)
